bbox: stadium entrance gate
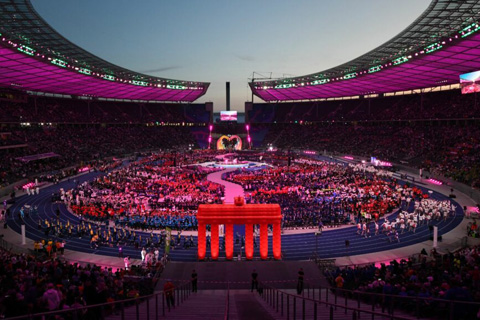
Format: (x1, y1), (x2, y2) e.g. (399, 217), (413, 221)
(197, 203), (282, 260)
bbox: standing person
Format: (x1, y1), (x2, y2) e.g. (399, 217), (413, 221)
(141, 247), (146, 262)
(164, 280), (175, 311)
(124, 256), (130, 270)
(43, 283), (61, 311)
(251, 269), (258, 292)
(335, 273), (345, 288)
(60, 240), (66, 255)
(191, 269), (198, 292)
(297, 268), (305, 295)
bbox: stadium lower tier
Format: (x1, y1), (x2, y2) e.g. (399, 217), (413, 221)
(6, 171), (464, 262)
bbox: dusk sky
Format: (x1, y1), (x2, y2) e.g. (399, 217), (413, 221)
(32, 0), (431, 111)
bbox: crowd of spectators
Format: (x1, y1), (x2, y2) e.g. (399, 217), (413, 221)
(67, 153), (224, 233)
(0, 247), (159, 319)
(0, 125), (199, 188)
(224, 160), (401, 228)
(0, 96), (209, 123)
(325, 245), (480, 319)
(249, 90), (478, 123)
(260, 123), (480, 188)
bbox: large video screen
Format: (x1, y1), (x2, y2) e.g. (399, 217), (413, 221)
(460, 71), (480, 94)
(220, 111), (237, 121)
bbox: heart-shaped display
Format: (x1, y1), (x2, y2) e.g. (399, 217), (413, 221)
(216, 135), (242, 150)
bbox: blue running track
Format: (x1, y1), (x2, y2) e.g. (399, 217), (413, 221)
(6, 172), (464, 262)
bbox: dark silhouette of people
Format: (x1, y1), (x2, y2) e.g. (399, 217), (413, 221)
(191, 269), (198, 292)
(164, 280), (175, 311)
(251, 269), (258, 292)
(297, 268), (304, 294)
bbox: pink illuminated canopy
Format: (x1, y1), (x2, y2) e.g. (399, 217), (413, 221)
(0, 0), (209, 102)
(251, 32), (480, 101)
(0, 45), (208, 101)
(251, 0), (480, 101)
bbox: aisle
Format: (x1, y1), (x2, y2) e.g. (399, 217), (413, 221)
(206, 168), (245, 203)
(206, 168), (246, 236)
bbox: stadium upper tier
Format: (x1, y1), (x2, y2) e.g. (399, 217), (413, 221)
(251, 0), (480, 101)
(0, 0), (209, 102)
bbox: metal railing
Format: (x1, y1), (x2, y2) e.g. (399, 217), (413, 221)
(0, 236), (47, 260)
(260, 281), (413, 320)
(260, 280), (480, 320)
(5, 280), (192, 320)
(224, 282), (230, 320)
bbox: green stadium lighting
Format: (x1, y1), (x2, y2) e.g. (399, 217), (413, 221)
(18, 44), (35, 56)
(78, 67), (92, 75)
(51, 59), (67, 68)
(392, 56), (409, 65)
(103, 74), (115, 81)
(368, 65), (382, 73)
(425, 42), (443, 54)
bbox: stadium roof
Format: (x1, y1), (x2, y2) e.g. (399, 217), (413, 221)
(0, 0), (209, 102)
(251, 0), (480, 101)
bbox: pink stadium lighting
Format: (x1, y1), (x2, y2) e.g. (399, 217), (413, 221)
(376, 160), (392, 167)
(304, 150), (316, 155)
(428, 178), (443, 185)
(246, 124), (250, 131)
(209, 125), (213, 131)
(344, 156), (354, 160)
(22, 182), (36, 190)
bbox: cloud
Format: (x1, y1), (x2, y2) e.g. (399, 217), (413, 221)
(234, 54), (255, 62)
(139, 66), (181, 73)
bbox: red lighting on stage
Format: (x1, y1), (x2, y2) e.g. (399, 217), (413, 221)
(197, 204), (282, 261)
(211, 224), (219, 260)
(260, 224), (268, 260)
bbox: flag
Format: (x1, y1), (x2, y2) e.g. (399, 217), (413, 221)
(165, 227), (172, 254)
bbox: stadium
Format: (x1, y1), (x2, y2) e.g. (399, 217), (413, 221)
(0, 0), (479, 319)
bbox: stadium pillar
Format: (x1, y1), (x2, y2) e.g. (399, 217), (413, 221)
(210, 223), (219, 260)
(272, 223), (281, 260)
(197, 223), (206, 260)
(226, 82), (231, 111)
(245, 224), (254, 260)
(260, 223), (269, 260)
(225, 224), (234, 260)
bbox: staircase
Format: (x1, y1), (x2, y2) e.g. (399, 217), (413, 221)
(254, 288), (421, 320)
(256, 289), (428, 320)
(106, 289), (228, 320)
(105, 287), (424, 320)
